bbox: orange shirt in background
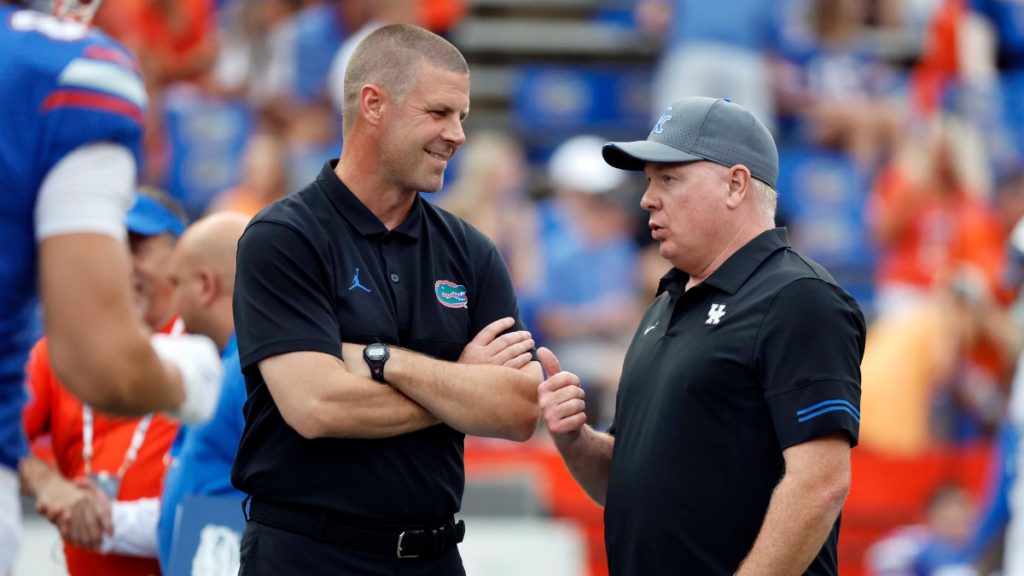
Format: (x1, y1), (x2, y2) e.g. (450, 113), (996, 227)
(206, 186), (267, 219)
(859, 303), (949, 455)
(870, 165), (1006, 292)
(419, 0), (467, 34)
(23, 332), (181, 576)
(95, 0), (216, 79)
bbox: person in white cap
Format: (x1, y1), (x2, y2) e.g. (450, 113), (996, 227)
(536, 135), (644, 425)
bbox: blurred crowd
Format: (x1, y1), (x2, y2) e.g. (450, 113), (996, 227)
(21, 0), (1024, 573)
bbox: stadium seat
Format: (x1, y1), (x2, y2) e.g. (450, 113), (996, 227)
(161, 86), (253, 218)
(511, 65), (654, 149)
(775, 146), (876, 308)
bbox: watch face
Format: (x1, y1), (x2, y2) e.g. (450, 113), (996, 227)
(366, 346), (385, 360)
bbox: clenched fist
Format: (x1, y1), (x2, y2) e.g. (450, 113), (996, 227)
(537, 347), (586, 446)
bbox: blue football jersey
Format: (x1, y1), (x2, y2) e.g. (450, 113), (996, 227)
(0, 5), (146, 471)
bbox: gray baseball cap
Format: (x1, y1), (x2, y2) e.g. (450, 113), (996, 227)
(603, 97), (779, 188)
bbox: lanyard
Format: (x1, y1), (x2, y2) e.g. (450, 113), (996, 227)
(82, 406), (153, 482)
(79, 317), (183, 480)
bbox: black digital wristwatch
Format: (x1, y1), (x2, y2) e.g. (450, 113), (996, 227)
(363, 343), (390, 383)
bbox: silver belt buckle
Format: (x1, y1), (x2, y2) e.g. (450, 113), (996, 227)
(396, 530), (425, 559)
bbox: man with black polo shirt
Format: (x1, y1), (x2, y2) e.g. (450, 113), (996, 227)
(537, 97), (866, 576)
(231, 24), (542, 575)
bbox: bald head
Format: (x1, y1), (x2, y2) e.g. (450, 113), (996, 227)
(171, 212), (250, 348)
(176, 213), (250, 287)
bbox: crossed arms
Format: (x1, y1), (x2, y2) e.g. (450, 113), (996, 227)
(261, 317), (542, 442)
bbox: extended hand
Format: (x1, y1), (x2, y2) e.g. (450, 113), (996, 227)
(537, 347), (586, 446)
(340, 342), (371, 379)
(459, 317), (534, 370)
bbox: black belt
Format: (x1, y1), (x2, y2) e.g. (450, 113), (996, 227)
(246, 498), (465, 559)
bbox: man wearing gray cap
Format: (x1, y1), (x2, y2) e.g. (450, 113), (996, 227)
(536, 97), (866, 575)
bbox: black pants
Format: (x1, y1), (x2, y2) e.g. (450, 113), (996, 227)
(239, 520), (467, 576)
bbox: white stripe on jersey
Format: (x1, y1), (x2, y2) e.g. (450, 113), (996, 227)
(58, 59), (147, 108)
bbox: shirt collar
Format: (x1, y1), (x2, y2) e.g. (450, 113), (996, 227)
(315, 160), (423, 241)
(657, 227), (791, 297)
(222, 332), (238, 360)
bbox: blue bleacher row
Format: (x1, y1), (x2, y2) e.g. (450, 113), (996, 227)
(160, 63), (1024, 316)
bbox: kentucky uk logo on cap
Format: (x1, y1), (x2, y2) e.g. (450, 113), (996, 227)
(435, 280), (468, 308)
(652, 106), (673, 135)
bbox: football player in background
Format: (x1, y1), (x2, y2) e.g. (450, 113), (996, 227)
(0, 0), (223, 570)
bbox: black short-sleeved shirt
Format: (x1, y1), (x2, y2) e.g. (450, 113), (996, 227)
(230, 160), (532, 526)
(604, 228), (865, 576)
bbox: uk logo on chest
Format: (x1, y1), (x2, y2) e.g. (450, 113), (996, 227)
(706, 303), (726, 325)
(435, 280), (467, 309)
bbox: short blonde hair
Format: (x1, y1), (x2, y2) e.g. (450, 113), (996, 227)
(343, 24), (469, 135)
(750, 177), (778, 226)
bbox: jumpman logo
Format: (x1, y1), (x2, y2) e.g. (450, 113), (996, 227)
(349, 268), (371, 293)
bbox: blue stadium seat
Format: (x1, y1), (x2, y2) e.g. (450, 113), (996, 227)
(161, 87), (253, 218)
(512, 65), (653, 147)
(1002, 71), (1024, 156)
(775, 146), (876, 307)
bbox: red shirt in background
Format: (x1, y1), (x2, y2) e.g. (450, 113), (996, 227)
(94, 0), (216, 80)
(23, 322), (183, 576)
(869, 165), (1006, 292)
(911, 0), (967, 114)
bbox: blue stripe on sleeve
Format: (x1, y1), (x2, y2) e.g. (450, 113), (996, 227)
(796, 399), (860, 418)
(797, 406), (860, 423)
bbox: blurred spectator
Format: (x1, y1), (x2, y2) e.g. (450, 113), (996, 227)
(292, 0), (345, 105)
(209, 0), (346, 189)
(1004, 352), (1024, 576)
(128, 188), (191, 333)
(17, 190), (188, 576)
(996, 166), (1024, 246)
(971, 0), (1024, 71)
(207, 132), (289, 218)
(327, 0), (417, 118)
(911, 0), (997, 115)
(440, 132), (542, 299)
(968, 216), (1024, 576)
(533, 135), (644, 426)
(865, 484), (978, 576)
(158, 213), (249, 569)
(94, 0), (218, 88)
(859, 274), (975, 455)
(775, 0), (903, 170)
(860, 264), (1019, 455)
(246, 0), (302, 108)
(868, 116), (1001, 317)
(637, 0), (779, 132)
(419, 0), (466, 35)
(93, 0), (219, 184)
(283, 0), (346, 178)
(257, 0), (344, 144)
(910, 0), (1017, 173)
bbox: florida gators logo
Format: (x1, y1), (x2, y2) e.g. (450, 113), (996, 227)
(435, 280), (468, 308)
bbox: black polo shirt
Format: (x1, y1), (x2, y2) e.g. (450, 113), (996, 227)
(604, 228), (865, 576)
(230, 160), (532, 526)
